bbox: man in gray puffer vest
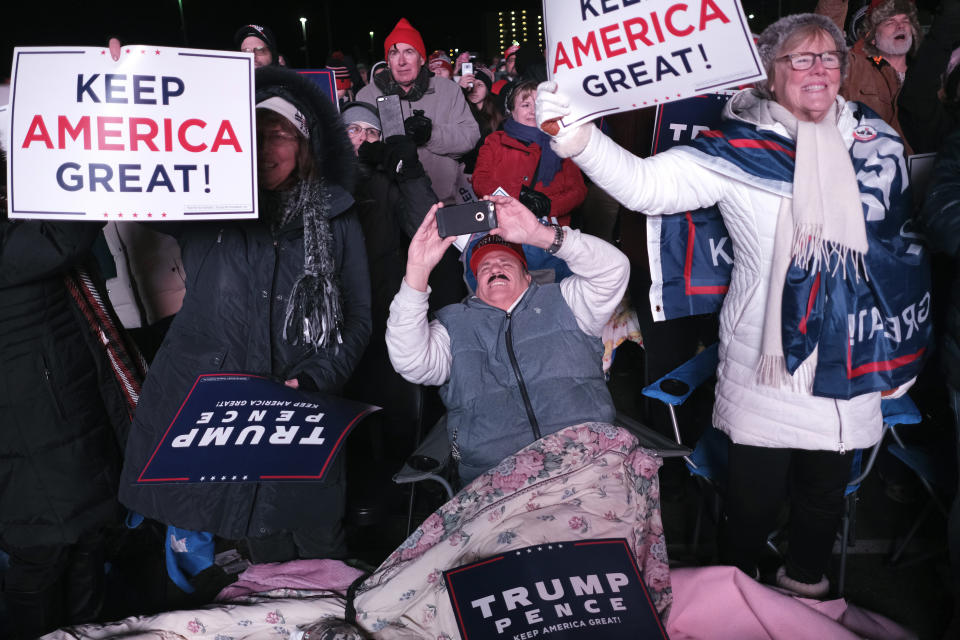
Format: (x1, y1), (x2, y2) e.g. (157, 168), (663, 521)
(386, 196), (629, 483)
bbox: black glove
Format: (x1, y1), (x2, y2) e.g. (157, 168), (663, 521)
(404, 109), (432, 146)
(357, 141), (385, 167)
(519, 185), (552, 218)
(383, 135), (425, 180)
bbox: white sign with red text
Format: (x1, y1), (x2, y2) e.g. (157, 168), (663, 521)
(543, 0), (765, 128)
(7, 45), (257, 221)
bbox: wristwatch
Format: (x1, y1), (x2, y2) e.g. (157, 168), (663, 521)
(545, 223), (564, 255)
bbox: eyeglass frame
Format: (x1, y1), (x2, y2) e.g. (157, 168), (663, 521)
(241, 46), (271, 56)
(346, 124), (382, 141)
(775, 50), (845, 71)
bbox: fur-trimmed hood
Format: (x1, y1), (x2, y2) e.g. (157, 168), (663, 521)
(255, 65), (357, 194)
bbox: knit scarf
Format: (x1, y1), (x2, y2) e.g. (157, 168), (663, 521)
(673, 91), (930, 398)
(750, 99), (868, 390)
(372, 65), (431, 102)
(502, 117), (563, 186)
(262, 178), (343, 350)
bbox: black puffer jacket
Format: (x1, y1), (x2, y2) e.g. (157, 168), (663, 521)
(118, 67), (372, 540)
(919, 127), (960, 389)
(0, 220), (126, 550)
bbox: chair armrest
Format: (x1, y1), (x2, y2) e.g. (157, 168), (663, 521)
(393, 416), (450, 484)
(613, 412), (692, 458)
(641, 343), (719, 406)
(881, 395), (922, 426)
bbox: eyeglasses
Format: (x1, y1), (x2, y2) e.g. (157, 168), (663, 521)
(776, 51), (844, 70)
(258, 129), (300, 145)
(346, 124), (381, 142)
(242, 46), (270, 56)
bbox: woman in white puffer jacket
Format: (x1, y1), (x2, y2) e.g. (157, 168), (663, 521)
(536, 14), (923, 597)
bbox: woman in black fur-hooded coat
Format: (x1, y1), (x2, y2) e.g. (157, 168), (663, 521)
(118, 66), (371, 562)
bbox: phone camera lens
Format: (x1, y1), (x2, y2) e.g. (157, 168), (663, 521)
(475, 212), (485, 222)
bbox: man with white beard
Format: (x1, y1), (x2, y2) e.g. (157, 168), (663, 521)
(817, 0), (921, 151)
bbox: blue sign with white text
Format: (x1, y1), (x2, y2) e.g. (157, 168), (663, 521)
(443, 539), (668, 640)
(136, 373), (378, 484)
(649, 93), (734, 321)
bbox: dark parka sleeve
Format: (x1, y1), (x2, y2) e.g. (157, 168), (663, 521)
(0, 220), (104, 287)
(288, 211), (372, 392)
(919, 129), (960, 256)
(919, 128), (960, 388)
(898, 0), (960, 154)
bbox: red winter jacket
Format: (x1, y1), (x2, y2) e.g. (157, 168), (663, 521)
(472, 130), (587, 226)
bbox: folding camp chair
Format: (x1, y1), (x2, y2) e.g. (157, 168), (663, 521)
(393, 411), (691, 536)
(641, 343), (923, 594)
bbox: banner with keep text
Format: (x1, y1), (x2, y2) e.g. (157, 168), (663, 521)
(543, 0), (763, 128)
(7, 45), (257, 221)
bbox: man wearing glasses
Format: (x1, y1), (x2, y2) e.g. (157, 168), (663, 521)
(235, 24), (284, 68)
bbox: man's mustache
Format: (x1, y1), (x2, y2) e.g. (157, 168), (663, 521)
(487, 273), (509, 285)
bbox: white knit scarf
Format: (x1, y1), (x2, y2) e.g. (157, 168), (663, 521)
(753, 100), (868, 390)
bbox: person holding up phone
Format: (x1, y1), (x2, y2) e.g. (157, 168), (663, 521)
(356, 18), (479, 205)
(385, 196), (629, 484)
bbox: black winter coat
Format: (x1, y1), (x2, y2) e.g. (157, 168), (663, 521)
(118, 186), (371, 540)
(897, 0), (960, 154)
(919, 128), (960, 389)
(0, 221), (125, 550)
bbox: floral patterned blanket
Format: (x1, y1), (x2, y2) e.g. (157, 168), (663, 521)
(41, 423), (668, 640)
(353, 422), (671, 639)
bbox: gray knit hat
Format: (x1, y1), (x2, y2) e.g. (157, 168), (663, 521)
(755, 13), (848, 98)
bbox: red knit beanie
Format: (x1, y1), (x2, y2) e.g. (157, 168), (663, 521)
(384, 18), (426, 62)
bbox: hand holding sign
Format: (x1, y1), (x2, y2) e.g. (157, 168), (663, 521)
(536, 81), (593, 158)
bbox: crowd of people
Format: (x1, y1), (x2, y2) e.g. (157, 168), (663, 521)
(2, 0), (960, 637)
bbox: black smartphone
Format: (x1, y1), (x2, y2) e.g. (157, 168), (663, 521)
(376, 94), (406, 138)
(435, 201), (498, 237)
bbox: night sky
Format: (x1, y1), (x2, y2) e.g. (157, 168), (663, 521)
(2, 0), (940, 78)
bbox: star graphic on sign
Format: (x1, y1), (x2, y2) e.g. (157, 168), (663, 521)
(125, 48), (131, 54)
(141, 49), (146, 54)
(200, 476), (205, 481)
(100, 50), (106, 55)
(103, 213), (109, 218)
(221, 475), (227, 480)
(242, 475), (248, 480)
(231, 475), (237, 480)
(155, 50), (161, 55)
(147, 213), (153, 218)
(132, 212), (138, 218)
(161, 212), (167, 218)
(117, 212), (123, 218)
